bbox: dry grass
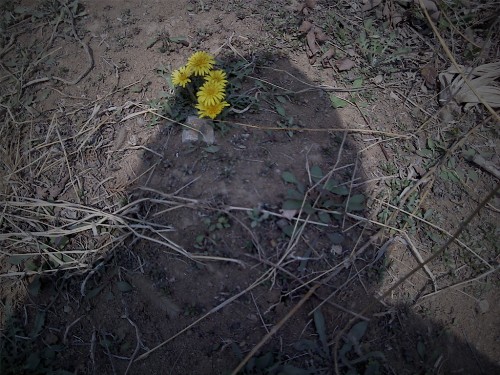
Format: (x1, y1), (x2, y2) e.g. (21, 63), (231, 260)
(0, 0), (499, 374)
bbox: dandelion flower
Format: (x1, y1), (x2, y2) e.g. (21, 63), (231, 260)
(187, 51), (215, 76)
(196, 101), (230, 119)
(205, 69), (228, 86)
(197, 81), (225, 106)
(171, 66), (192, 88)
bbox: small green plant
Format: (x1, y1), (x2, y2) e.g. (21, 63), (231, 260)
(279, 167), (365, 238)
(194, 214), (231, 250)
(151, 53), (257, 127)
(247, 207), (270, 228)
(357, 19), (411, 69)
(337, 321), (385, 375)
(0, 310), (71, 375)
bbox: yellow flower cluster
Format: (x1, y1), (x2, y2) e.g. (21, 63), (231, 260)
(171, 51), (230, 119)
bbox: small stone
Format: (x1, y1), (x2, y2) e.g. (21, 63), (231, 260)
(476, 299), (489, 314)
(373, 75), (384, 84)
(182, 116), (215, 144)
(331, 244), (343, 255)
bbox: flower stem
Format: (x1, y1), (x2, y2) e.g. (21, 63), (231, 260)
(187, 85), (197, 102)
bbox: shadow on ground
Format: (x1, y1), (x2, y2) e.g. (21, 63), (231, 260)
(1, 54), (498, 375)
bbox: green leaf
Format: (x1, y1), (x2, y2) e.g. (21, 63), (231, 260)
(327, 184), (349, 196)
(417, 340), (426, 359)
(310, 165), (323, 182)
(286, 189), (304, 200)
(347, 321), (368, 342)
(283, 200), (304, 210)
(276, 95), (287, 103)
(347, 194), (365, 211)
(170, 36), (188, 44)
(204, 145), (220, 153)
(327, 232), (344, 245)
(146, 37), (159, 49)
(427, 138), (435, 151)
(423, 209), (433, 220)
(14, 6), (31, 14)
(468, 170), (479, 182)
(30, 310), (46, 338)
(28, 275), (41, 296)
(417, 149), (433, 158)
(24, 352), (41, 371)
(282, 171), (297, 184)
(294, 339), (318, 351)
(462, 148), (476, 160)
(86, 285), (105, 299)
(330, 94), (348, 108)
(255, 352), (274, 370)
(303, 203), (315, 215)
(116, 281), (133, 293)
(281, 224), (294, 237)
(318, 211), (331, 223)
(428, 232), (441, 243)
(275, 103), (286, 117)
(165, 75), (175, 90)
(314, 308), (329, 357)
(8, 254), (31, 265)
(322, 199), (335, 208)
(352, 77), (363, 88)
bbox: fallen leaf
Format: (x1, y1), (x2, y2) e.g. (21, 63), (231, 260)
(421, 63), (437, 88)
(438, 62), (500, 109)
(305, 0), (317, 9)
(321, 47), (336, 60)
(346, 48), (357, 57)
(362, 0), (382, 12)
(335, 58), (355, 71)
(416, 0), (440, 21)
(321, 47), (336, 67)
(298, 20), (312, 33)
(306, 30), (319, 55)
(314, 27), (329, 42)
(383, 2), (403, 26)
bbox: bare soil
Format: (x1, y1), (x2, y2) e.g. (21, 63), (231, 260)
(1, 1), (499, 375)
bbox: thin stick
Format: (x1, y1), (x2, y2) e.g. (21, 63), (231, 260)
(403, 233), (437, 291)
(134, 272), (270, 362)
(333, 182), (500, 375)
(55, 124), (80, 202)
(417, 266), (499, 301)
(230, 285), (318, 375)
(124, 316), (143, 375)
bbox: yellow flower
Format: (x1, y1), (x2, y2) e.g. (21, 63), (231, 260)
(196, 101), (230, 119)
(205, 69), (228, 86)
(171, 66), (192, 87)
(187, 51), (215, 76)
(197, 81), (225, 106)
